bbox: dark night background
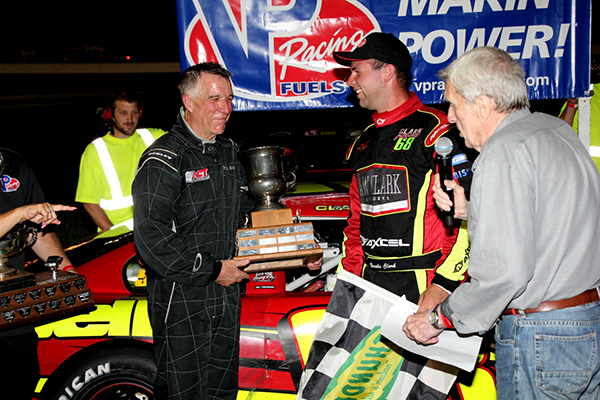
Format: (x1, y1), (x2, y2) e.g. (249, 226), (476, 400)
(0, 1), (597, 244)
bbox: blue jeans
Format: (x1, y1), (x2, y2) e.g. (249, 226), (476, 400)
(495, 300), (600, 400)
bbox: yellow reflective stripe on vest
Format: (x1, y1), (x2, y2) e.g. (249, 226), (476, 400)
(93, 130), (156, 211)
(99, 195), (133, 211)
(590, 146), (600, 158)
(93, 137), (125, 210)
(137, 128), (155, 147)
(111, 218), (134, 231)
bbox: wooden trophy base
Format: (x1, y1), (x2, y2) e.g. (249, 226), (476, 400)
(0, 268), (36, 293)
(0, 270), (95, 330)
(235, 209), (323, 273)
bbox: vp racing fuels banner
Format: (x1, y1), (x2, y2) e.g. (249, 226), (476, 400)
(176, 0), (591, 111)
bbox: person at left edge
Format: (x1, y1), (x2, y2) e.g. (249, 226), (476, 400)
(0, 147), (76, 400)
(76, 91), (166, 233)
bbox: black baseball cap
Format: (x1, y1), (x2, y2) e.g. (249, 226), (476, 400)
(333, 32), (412, 73)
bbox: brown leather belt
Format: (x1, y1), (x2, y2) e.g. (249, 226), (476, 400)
(503, 288), (599, 316)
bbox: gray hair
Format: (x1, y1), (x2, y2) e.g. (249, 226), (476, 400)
(179, 62), (233, 98)
(439, 47), (529, 113)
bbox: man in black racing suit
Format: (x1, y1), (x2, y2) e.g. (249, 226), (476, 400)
(132, 63), (253, 400)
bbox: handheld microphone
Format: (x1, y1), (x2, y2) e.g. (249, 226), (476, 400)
(435, 137), (454, 227)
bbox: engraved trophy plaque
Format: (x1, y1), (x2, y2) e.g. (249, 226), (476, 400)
(0, 230), (96, 330)
(236, 146), (322, 273)
(0, 255), (95, 330)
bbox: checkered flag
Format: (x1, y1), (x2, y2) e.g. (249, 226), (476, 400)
(296, 270), (458, 400)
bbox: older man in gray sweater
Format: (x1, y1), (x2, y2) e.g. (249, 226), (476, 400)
(404, 46), (600, 400)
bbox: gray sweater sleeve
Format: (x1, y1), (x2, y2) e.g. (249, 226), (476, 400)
(444, 142), (536, 334)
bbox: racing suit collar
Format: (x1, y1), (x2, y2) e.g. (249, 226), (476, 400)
(371, 92), (423, 128)
(179, 107), (219, 154)
(180, 107), (217, 144)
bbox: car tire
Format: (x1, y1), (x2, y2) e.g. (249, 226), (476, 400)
(40, 346), (156, 400)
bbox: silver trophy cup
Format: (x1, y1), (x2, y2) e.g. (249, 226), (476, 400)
(0, 225), (37, 277)
(239, 146), (296, 211)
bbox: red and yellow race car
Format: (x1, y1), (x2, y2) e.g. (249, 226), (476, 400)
(34, 233), (334, 400)
(31, 213), (494, 400)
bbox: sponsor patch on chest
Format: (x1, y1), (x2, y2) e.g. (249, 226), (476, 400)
(185, 168), (210, 183)
(356, 164), (409, 216)
(394, 128), (423, 140)
(1, 175), (20, 192)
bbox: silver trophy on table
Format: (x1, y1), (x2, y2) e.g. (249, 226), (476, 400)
(0, 225), (38, 293)
(0, 225), (37, 279)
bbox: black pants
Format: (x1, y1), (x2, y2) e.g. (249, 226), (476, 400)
(0, 330), (40, 400)
(148, 280), (241, 400)
(362, 267), (421, 303)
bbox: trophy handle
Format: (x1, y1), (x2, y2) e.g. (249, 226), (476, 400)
(285, 172), (297, 189)
(24, 227), (38, 249)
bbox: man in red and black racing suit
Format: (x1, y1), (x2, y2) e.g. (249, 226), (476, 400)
(334, 33), (477, 400)
(299, 33), (480, 400)
(336, 34), (473, 308)
(341, 94), (472, 303)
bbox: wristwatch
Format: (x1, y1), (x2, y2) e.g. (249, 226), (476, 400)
(429, 305), (444, 330)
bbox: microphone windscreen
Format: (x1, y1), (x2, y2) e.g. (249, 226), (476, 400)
(435, 137), (453, 157)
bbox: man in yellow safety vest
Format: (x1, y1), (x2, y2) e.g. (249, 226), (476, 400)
(559, 61), (600, 172)
(76, 91), (166, 233)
